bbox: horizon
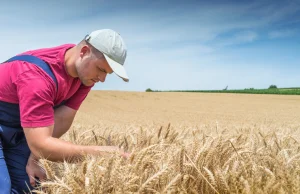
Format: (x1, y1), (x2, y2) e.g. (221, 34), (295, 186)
(1, 0), (299, 92)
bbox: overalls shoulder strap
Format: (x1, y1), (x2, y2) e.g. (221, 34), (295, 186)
(0, 55), (62, 128)
(3, 55), (58, 90)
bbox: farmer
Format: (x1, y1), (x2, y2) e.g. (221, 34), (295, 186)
(0, 29), (129, 193)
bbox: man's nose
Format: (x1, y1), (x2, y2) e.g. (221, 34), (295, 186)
(98, 73), (107, 82)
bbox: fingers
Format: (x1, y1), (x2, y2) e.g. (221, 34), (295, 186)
(119, 150), (131, 159)
(97, 145), (131, 159)
(123, 152), (131, 159)
(26, 162), (47, 187)
(38, 171), (47, 182)
(26, 166), (36, 187)
(29, 174), (36, 187)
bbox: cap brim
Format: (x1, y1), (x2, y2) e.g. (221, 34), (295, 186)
(103, 54), (129, 82)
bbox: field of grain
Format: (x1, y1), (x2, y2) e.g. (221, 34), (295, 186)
(34, 91), (300, 194)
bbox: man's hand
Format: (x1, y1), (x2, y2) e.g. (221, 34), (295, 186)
(26, 154), (46, 187)
(96, 146), (130, 159)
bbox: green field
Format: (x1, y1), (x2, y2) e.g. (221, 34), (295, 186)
(147, 87), (300, 95)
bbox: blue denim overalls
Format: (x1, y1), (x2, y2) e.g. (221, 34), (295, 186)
(0, 55), (58, 194)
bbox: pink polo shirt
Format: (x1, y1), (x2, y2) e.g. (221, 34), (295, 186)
(0, 44), (93, 128)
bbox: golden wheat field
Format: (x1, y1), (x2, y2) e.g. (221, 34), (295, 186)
(34, 91), (300, 194)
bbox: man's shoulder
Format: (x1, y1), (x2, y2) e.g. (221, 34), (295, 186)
(18, 44), (75, 69)
(19, 44), (75, 56)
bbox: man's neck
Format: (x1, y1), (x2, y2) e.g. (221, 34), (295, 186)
(64, 46), (78, 78)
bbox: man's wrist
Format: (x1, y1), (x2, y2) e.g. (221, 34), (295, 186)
(29, 153), (39, 161)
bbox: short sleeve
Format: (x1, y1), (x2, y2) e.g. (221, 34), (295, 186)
(15, 69), (56, 128)
(64, 84), (92, 110)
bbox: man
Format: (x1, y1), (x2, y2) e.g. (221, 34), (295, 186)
(0, 29), (129, 193)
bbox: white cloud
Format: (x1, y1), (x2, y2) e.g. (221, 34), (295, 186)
(269, 29), (297, 39)
(216, 31), (258, 47)
(0, 0), (299, 91)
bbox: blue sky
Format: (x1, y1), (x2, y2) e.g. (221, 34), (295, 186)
(0, 0), (299, 91)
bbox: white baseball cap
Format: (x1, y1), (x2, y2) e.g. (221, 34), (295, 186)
(85, 29), (129, 82)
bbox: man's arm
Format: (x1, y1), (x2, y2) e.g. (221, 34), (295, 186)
(25, 106), (125, 186)
(52, 105), (77, 138)
(24, 125), (121, 162)
(27, 105), (77, 161)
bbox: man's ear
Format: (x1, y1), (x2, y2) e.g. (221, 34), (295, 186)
(79, 45), (91, 58)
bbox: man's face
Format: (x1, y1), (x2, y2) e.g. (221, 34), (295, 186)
(75, 46), (113, 86)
